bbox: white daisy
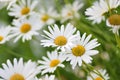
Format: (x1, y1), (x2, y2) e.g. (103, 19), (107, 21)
(106, 14), (120, 34)
(0, 0), (17, 9)
(85, 0), (120, 24)
(61, 0), (83, 23)
(8, 0), (38, 18)
(38, 7), (59, 25)
(87, 69), (110, 80)
(41, 23), (79, 51)
(36, 0), (55, 9)
(7, 0), (17, 9)
(10, 15), (43, 42)
(66, 33), (100, 69)
(35, 75), (55, 80)
(0, 26), (11, 44)
(0, 58), (40, 80)
(38, 50), (66, 75)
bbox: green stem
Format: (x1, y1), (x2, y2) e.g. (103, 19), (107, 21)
(82, 66), (94, 80)
(93, 70), (106, 80)
(115, 34), (120, 48)
(83, 61), (94, 71)
(83, 61), (105, 80)
(57, 69), (62, 80)
(106, 0), (112, 15)
(89, 73), (95, 80)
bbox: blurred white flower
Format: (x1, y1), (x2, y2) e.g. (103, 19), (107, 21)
(85, 0), (120, 24)
(41, 23), (79, 51)
(8, 0), (38, 18)
(0, 58), (40, 80)
(87, 69), (110, 80)
(106, 14), (120, 34)
(0, 0), (17, 9)
(66, 33), (100, 69)
(7, 0), (17, 9)
(35, 75), (55, 80)
(0, 26), (11, 44)
(38, 51), (66, 75)
(38, 7), (59, 25)
(61, 0), (83, 23)
(10, 15), (43, 42)
(36, 0), (55, 10)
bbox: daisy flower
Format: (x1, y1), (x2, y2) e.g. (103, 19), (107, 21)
(41, 23), (79, 51)
(8, 0), (38, 18)
(66, 33), (100, 69)
(38, 50), (66, 75)
(61, 0), (83, 23)
(87, 69), (110, 80)
(35, 75), (55, 80)
(85, 0), (120, 24)
(38, 7), (59, 25)
(10, 15), (43, 42)
(0, 26), (11, 44)
(0, 58), (40, 80)
(0, 0), (17, 9)
(106, 14), (120, 34)
(7, 0), (17, 9)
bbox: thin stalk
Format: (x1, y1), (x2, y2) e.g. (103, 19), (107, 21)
(83, 61), (94, 71)
(82, 66), (94, 80)
(89, 73), (95, 80)
(92, 70), (106, 80)
(83, 61), (105, 80)
(106, 0), (112, 15)
(57, 69), (62, 80)
(115, 33), (120, 48)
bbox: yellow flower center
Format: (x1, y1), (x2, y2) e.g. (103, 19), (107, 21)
(0, 36), (4, 42)
(20, 23), (31, 33)
(108, 14), (120, 25)
(95, 77), (103, 80)
(67, 12), (72, 16)
(72, 45), (85, 56)
(50, 59), (60, 67)
(21, 7), (30, 15)
(54, 36), (67, 46)
(41, 14), (49, 22)
(10, 73), (25, 80)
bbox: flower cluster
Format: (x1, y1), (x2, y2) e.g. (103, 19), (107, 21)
(0, 0), (84, 43)
(85, 0), (120, 34)
(0, 0), (114, 80)
(0, 23), (109, 80)
(0, 58), (55, 80)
